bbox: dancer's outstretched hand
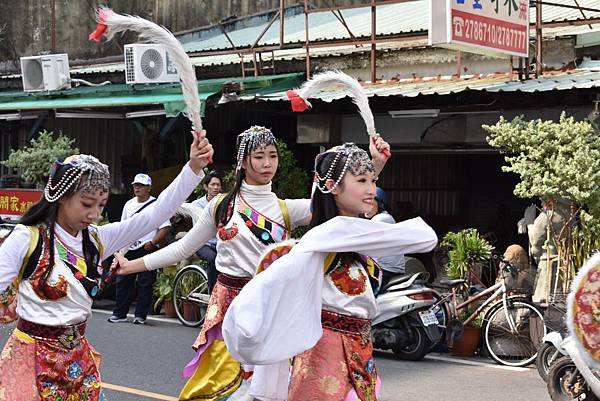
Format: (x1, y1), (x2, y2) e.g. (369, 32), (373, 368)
(189, 130), (214, 175)
(370, 134), (391, 175)
(113, 252), (146, 275)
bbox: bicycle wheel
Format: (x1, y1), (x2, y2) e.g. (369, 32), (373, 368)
(430, 290), (450, 330)
(484, 298), (546, 367)
(173, 265), (210, 327)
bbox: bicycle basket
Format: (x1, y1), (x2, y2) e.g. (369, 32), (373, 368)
(502, 267), (537, 295)
(543, 293), (567, 333)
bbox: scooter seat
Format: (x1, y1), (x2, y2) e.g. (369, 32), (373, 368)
(381, 272), (429, 292)
(439, 278), (467, 287)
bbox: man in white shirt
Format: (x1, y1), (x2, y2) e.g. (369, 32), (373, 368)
(369, 188), (405, 286)
(108, 173), (171, 324)
(190, 170), (222, 293)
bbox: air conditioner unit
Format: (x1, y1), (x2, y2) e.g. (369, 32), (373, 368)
(124, 44), (179, 84)
(20, 54), (71, 92)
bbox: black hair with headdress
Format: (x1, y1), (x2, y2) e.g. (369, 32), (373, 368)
(20, 155), (111, 289)
(215, 126), (277, 228)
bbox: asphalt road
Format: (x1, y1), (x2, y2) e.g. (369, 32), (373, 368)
(0, 311), (550, 401)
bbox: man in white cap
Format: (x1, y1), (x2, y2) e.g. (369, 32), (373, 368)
(108, 173), (171, 324)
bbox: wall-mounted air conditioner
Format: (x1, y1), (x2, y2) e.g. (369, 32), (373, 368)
(124, 44), (179, 84)
(20, 54), (71, 92)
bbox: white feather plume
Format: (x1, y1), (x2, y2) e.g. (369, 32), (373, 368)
(94, 8), (202, 131)
(175, 202), (203, 225)
(295, 70), (376, 136)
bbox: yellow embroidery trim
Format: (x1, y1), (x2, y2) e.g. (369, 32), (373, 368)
(13, 328), (35, 344)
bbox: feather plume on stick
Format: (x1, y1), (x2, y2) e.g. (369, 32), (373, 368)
(287, 71), (391, 158)
(89, 7), (202, 132)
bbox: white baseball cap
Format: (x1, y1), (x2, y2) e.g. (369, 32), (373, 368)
(132, 173), (152, 186)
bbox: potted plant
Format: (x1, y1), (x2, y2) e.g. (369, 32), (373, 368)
(153, 266), (177, 317)
(441, 228), (494, 282)
(1, 130), (78, 188)
(451, 311), (483, 357)
(179, 261), (208, 322)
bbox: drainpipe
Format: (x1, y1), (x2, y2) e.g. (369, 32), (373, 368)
(51, 0), (56, 53)
(535, 1), (542, 78)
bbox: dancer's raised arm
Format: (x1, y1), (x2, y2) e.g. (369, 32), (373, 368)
(98, 131), (213, 258)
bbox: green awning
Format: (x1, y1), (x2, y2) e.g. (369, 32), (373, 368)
(0, 73), (303, 117)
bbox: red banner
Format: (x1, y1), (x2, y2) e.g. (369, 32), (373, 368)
(0, 189), (42, 216)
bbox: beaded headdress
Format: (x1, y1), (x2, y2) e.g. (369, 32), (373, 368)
(44, 154), (111, 203)
(314, 143), (374, 194)
(235, 126), (277, 172)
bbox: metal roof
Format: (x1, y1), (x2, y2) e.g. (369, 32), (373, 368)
(0, 73), (303, 115)
(3, 1), (600, 79)
(181, 0), (600, 53)
(251, 69), (600, 102)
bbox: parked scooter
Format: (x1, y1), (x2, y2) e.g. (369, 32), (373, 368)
(546, 336), (600, 401)
(537, 299), (569, 382)
(372, 272), (442, 361)
(537, 331), (567, 382)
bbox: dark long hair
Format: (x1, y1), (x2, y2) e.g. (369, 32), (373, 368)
(20, 166), (101, 280)
(308, 151), (361, 267)
(216, 136), (279, 227)
(308, 151), (348, 230)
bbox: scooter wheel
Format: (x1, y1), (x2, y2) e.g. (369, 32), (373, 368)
(536, 342), (561, 383)
(547, 356), (598, 401)
(392, 326), (431, 361)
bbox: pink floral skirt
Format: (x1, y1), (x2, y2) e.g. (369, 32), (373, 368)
(0, 328), (105, 401)
(288, 311), (378, 401)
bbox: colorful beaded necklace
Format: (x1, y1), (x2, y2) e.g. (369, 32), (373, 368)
(54, 234), (102, 298)
(238, 194), (287, 245)
(55, 235), (88, 275)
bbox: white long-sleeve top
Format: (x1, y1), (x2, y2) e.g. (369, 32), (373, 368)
(222, 216), (438, 365)
(0, 163), (203, 326)
(144, 181), (312, 277)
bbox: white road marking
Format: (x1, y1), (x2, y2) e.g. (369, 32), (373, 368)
(426, 353), (532, 372)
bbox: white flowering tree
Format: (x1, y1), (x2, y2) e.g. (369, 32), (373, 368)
(2, 130), (78, 187)
(484, 112), (600, 287)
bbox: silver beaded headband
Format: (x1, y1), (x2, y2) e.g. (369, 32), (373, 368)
(44, 154), (111, 203)
(314, 143), (374, 194)
(235, 126), (277, 172)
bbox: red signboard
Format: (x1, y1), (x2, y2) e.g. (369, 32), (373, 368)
(0, 189), (42, 216)
(430, 0), (529, 58)
(451, 9), (528, 55)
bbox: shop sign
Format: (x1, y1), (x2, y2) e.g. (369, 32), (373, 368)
(429, 0), (529, 58)
(0, 189), (42, 217)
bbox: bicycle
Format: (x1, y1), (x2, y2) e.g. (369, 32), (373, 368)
(429, 259), (546, 367)
(172, 264), (210, 327)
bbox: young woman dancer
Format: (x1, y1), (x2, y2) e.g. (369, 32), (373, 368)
(0, 131), (213, 401)
(223, 143), (438, 401)
(114, 126), (390, 401)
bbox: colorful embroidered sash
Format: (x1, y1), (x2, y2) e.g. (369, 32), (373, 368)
(238, 194), (288, 245)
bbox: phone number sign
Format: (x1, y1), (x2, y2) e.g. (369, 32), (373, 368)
(429, 0), (529, 58)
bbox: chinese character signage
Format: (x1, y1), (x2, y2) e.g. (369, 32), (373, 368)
(0, 189), (41, 217)
(429, 0), (529, 58)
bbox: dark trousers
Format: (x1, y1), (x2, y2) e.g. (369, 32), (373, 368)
(112, 247), (156, 319)
(196, 244), (217, 293)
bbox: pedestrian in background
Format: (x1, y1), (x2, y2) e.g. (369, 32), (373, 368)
(191, 170), (222, 293)
(108, 173), (171, 324)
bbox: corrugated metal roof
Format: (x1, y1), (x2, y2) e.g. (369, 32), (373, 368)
(3, 1), (600, 78)
(252, 69), (600, 102)
(182, 3), (428, 53)
(0, 73), (303, 114)
(181, 0), (600, 53)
